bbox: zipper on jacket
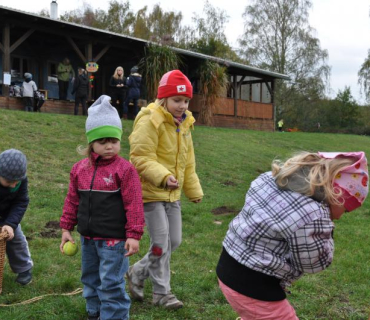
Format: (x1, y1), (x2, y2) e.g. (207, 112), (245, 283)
(88, 157), (100, 234)
(172, 126), (181, 200)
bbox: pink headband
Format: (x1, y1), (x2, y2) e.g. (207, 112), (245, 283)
(318, 152), (369, 212)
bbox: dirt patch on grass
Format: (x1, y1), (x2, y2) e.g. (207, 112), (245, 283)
(40, 230), (58, 238)
(211, 206), (239, 216)
(221, 180), (237, 186)
(45, 221), (60, 229)
(40, 220), (60, 238)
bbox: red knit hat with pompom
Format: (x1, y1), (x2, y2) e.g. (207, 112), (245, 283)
(157, 70), (193, 99)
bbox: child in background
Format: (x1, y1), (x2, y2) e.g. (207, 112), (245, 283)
(217, 151), (369, 320)
(21, 73), (37, 112)
(278, 119), (284, 132)
(0, 149), (33, 285)
(127, 70), (204, 309)
(60, 95), (145, 320)
(124, 66), (142, 117)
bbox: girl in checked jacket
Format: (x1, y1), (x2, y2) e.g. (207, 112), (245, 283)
(217, 151), (368, 320)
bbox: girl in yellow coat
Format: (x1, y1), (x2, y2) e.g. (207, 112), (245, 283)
(128, 70), (203, 309)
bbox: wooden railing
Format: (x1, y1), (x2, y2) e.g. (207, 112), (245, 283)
(0, 95), (275, 131)
(189, 94), (273, 119)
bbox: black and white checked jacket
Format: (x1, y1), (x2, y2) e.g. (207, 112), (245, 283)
(223, 172), (334, 288)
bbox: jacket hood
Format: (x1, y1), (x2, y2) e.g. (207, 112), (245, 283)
(134, 102), (195, 131)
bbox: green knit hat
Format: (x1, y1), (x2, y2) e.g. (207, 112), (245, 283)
(85, 95), (122, 143)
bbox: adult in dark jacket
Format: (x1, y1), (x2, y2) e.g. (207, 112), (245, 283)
(0, 149), (33, 285)
(72, 68), (89, 116)
(124, 66), (142, 117)
(109, 66), (127, 118)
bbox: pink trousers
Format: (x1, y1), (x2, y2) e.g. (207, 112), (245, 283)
(218, 279), (299, 320)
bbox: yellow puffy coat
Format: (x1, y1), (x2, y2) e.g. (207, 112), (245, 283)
(129, 103), (203, 203)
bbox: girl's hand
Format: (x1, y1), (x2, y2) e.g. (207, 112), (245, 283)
(125, 238), (139, 257)
(60, 229), (75, 254)
(192, 199), (202, 204)
(166, 175), (179, 190)
(2, 225), (14, 241)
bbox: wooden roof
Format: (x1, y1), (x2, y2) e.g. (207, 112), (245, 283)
(0, 5), (290, 81)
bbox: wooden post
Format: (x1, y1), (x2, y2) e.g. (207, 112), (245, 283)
(1, 26), (35, 97)
(66, 36), (86, 64)
(271, 79), (275, 104)
(93, 45), (110, 98)
(237, 76), (246, 100)
(94, 45), (110, 63)
(86, 42), (93, 101)
(260, 81), (263, 102)
(271, 79), (276, 131)
(233, 74), (237, 117)
(9, 29), (35, 53)
(38, 60), (44, 92)
(102, 67), (106, 97)
(2, 24), (10, 97)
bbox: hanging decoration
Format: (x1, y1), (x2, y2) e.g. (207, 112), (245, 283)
(86, 62), (99, 73)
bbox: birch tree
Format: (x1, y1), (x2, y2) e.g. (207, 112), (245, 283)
(239, 0), (330, 123)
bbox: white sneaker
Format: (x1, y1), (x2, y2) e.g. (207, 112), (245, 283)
(153, 293), (184, 309)
(127, 266), (144, 301)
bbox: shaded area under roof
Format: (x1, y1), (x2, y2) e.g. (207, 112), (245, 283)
(0, 5), (290, 81)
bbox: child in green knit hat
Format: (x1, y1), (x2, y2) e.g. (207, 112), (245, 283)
(60, 95), (145, 320)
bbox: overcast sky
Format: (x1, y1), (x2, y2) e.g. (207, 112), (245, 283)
(1, 0), (370, 103)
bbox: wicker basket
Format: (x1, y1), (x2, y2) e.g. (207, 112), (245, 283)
(0, 228), (8, 294)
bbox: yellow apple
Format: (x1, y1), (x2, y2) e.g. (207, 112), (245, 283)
(63, 241), (78, 256)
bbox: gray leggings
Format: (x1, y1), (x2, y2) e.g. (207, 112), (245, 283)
(132, 201), (182, 294)
(6, 224), (33, 273)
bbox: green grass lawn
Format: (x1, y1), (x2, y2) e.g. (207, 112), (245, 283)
(0, 109), (370, 320)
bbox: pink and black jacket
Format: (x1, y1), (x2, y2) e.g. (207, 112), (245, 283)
(60, 152), (145, 240)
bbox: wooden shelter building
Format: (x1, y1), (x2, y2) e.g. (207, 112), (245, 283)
(0, 5), (290, 131)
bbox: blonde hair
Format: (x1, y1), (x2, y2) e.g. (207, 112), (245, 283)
(272, 152), (356, 206)
(77, 138), (120, 165)
(113, 67), (124, 80)
(154, 98), (166, 109)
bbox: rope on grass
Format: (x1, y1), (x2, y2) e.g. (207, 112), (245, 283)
(0, 287), (83, 307)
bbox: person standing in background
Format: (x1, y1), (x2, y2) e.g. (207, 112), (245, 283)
(278, 119), (284, 132)
(124, 66), (142, 118)
(109, 66), (127, 119)
(72, 67), (89, 116)
(21, 73), (37, 112)
(57, 58), (75, 100)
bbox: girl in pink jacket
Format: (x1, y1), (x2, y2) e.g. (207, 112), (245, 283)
(60, 95), (145, 320)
